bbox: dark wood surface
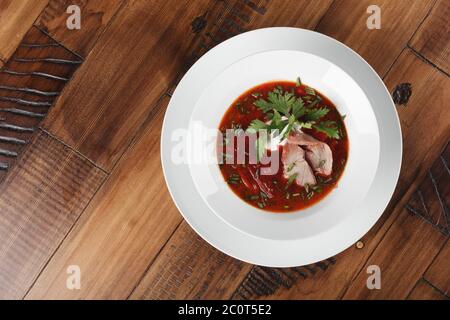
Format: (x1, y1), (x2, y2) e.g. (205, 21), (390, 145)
(0, 0), (448, 299)
(0, 26), (82, 181)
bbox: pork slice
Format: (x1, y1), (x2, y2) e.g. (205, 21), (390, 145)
(288, 130), (333, 176)
(281, 143), (316, 187)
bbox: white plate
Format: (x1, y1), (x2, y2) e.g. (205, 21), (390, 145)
(161, 28), (402, 267)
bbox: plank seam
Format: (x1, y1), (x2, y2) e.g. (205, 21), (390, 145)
(407, 0), (438, 48)
(21, 147), (109, 299)
(33, 25), (84, 61)
(407, 45), (450, 77)
(39, 128), (108, 175)
(106, 92), (171, 174)
(34, 0), (128, 59)
(339, 155), (449, 298)
(313, 0), (336, 31)
(422, 277), (450, 298)
(126, 219), (184, 300)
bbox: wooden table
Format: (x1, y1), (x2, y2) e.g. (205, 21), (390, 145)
(0, 0), (448, 300)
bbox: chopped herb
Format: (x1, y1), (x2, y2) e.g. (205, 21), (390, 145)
(284, 205), (290, 209)
(318, 159), (326, 169)
(246, 195), (259, 200)
(287, 162), (296, 172)
(251, 92), (261, 98)
(313, 120), (340, 139)
(257, 202), (265, 208)
(305, 86), (316, 96)
(296, 76), (302, 86)
(235, 102), (249, 114)
(341, 114), (346, 120)
(292, 193), (301, 197)
(286, 173), (298, 189)
(285, 192), (291, 199)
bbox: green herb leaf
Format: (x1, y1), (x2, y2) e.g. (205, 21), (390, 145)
(254, 99), (273, 113)
(296, 121), (314, 129)
(286, 173), (298, 189)
(246, 119), (267, 133)
(313, 120), (340, 139)
(286, 162), (296, 172)
(304, 107), (329, 121)
(305, 86), (316, 96)
(291, 98), (305, 118)
(296, 76), (302, 86)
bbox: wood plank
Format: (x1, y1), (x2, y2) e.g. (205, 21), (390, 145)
(186, 0), (333, 66)
(407, 143), (449, 235)
(130, 222), (253, 300)
(126, 2), (440, 298)
(0, 129), (106, 299)
(0, 26), (82, 182)
(26, 96), (185, 299)
(407, 279), (448, 300)
(316, 0), (434, 77)
(25, 1), (448, 299)
(41, 0), (214, 171)
(36, 0), (124, 57)
(0, 0), (49, 61)
(127, 0), (335, 300)
(198, 48), (449, 300)
(424, 240), (450, 296)
(42, 0), (332, 172)
(409, 0), (450, 74)
(342, 208), (446, 299)
(24, 0), (273, 300)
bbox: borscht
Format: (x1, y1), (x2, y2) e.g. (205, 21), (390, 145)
(218, 79), (348, 212)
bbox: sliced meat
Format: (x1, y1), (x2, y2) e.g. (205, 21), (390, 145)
(288, 130), (333, 176)
(281, 143), (316, 187)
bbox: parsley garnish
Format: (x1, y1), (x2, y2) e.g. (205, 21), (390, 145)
(313, 120), (340, 139)
(251, 84), (339, 139)
(245, 80), (341, 162)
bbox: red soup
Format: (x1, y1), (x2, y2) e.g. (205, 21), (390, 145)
(218, 80), (349, 212)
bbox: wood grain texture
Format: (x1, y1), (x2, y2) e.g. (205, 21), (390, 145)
(0, 0), (49, 61)
(26, 96), (185, 299)
(0, 26), (82, 182)
(316, 0), (435, 77)
(130, 222), (253, 300)
(0, 129), (106, 299)
(127, 0), (335, 300)
(407, 143), (449, 236)
(408, 279), (448, 300)
(42, 0), (334, 172)
(409, 0), (450, 74)
(186, 0), (333, 67)
(342, 208), (446, 299)
(233, 258), (338, 300)
(227, 49), (450, 300)
(12, 0), (448, 300)
(42, 0), (221, 171)
(424, 240), (450, 295)
(36, 0), (124, 57)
